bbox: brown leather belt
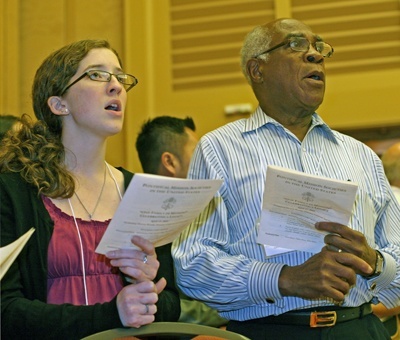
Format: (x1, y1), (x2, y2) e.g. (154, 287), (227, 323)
(260, 303), (372, 328)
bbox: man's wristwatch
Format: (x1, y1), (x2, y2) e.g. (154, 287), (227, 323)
(369, 250), (384, 278)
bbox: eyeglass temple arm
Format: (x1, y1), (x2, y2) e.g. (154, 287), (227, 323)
(254, 41), (287, 58)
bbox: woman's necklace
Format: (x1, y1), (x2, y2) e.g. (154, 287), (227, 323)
(67, 161), (122, 305)
(74, 164), (107, 220)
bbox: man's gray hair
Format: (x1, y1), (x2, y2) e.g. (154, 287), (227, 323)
(240, 25), (273, 83)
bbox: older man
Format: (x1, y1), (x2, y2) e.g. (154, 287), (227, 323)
(172, 18), (400, 339)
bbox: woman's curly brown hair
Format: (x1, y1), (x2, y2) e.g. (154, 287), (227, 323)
(0, 39), (122, 198)
(0, 114), (73, 198)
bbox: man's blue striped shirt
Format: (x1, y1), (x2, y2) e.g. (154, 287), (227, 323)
(172, 107), (400, 321)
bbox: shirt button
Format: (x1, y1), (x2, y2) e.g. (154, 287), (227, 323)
(370, 283), (377, 290)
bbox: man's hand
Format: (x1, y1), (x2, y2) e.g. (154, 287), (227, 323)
(278, 248), (371, 302)
(316, 222), (376, 277)
(278, 222), (374, 302)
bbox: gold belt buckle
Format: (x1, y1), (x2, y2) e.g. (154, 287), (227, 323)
(310, 311), (337, 327)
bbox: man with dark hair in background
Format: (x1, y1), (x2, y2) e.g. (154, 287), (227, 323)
(136, 116), (197, 178)
(136, 115), (228, 328)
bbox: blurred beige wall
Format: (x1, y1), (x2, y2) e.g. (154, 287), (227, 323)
(2, 0), (400, 173)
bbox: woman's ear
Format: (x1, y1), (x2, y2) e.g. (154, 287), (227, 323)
(246, 59), (263, 83)
(47, 96), (70, 116)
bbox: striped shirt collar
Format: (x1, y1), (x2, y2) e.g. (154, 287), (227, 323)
(242, 106), (343, 142)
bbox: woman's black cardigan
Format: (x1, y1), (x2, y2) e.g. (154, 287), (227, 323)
(0, 169), (180, 339)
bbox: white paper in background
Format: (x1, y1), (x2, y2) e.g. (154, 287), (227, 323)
(263, 244), (294, 257)
(257, 166), (358, 255)
(254, 219), (293, 257)
(1, 228), (35, 280)
(96, 173), (222, 254)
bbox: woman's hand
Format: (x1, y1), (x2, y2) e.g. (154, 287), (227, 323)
(116, 278), (167, 327)
(106, 235), (160, 282)
(107, 235), (167, 327)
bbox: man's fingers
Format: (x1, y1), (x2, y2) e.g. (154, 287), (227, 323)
(318, 222), (377, 274)
(316, 222), (361, 243)
(332, 250), (373, 276)
(332, 260), (357, 286)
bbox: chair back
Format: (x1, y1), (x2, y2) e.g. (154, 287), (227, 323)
(81, 322), (250, 340)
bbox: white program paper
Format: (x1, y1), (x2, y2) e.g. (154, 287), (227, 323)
(257, 166), (358, 255)
(96, 173), (222, 254)
(1, 227), (35, 280)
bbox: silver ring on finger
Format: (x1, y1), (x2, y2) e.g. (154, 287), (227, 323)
(144, 304), (149, 314)
(143, 254), (148, 264)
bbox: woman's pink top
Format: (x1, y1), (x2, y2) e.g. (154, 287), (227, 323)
(43, 196), (124, 305)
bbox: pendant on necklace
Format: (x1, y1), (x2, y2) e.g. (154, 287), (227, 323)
(74, 165), (107, 220)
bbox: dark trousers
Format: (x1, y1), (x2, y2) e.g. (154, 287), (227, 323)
(227, 313), (390, 340)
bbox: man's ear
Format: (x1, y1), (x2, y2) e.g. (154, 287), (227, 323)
(246, 59), (263, 83)
(47, 96), (70, 116)
(160, 152), (178, 177)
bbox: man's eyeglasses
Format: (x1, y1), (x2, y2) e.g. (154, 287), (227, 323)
(254, 36), (334, 59)
(61, 70), (139, 95)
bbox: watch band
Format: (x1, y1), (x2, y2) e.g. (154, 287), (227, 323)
(369, 250), (384, 278)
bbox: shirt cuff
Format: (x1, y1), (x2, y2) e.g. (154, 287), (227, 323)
(248, 261), (286, 307)
(366, 251), (396, 292)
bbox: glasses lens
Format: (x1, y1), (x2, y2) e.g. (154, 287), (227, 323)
(315, 42), (333, 57)
(289, 38), (333, 57)
(116, 74), (132, 85)
(85, 70), (137, 90)
(119, 75), (138, 87)
(323, 44), (333, 57)
(289, 37), (309, 52)
(315, 41), (329, 57)
(87, 70), (110, 81)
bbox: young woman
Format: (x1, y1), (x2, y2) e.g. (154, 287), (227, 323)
(0, 39), (180, 339)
